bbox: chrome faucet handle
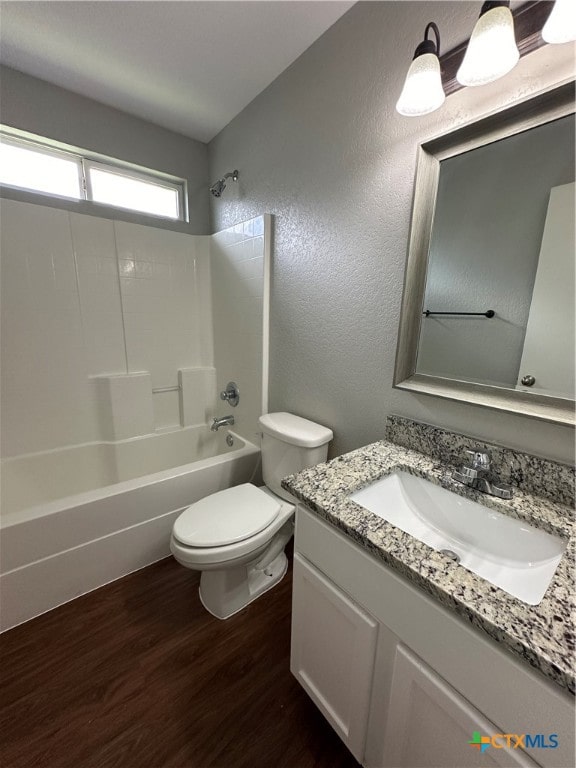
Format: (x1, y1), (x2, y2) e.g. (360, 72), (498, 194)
(491, 482), (513, 500)
(465, 450), (491, 471)
(453, 449), (513, 499)
(219, 381), (239, 407)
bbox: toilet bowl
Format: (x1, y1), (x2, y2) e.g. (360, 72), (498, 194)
(170, 412), (333, 619)
(170, 484), (295, 618)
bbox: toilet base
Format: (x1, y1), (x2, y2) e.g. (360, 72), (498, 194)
(199, 551), (288, 620)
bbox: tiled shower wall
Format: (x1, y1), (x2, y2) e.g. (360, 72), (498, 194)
(0, 199), (268, 460)
(0, 199), (213, 458)
(211, 216), (267, 443)
(114, 221), (213, 430)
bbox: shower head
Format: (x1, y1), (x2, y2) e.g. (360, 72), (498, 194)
(210, 170), (239, 197)
(210, 179), (226, 198)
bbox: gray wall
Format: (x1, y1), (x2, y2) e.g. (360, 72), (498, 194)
(418, 114), (575, 387)
(209, 1), (575, 464)
(0, 66), (210, 234)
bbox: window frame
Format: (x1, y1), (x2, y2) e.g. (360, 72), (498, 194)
(0, 128), (188, 222)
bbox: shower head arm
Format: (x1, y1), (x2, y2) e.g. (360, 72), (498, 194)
(222, 170), (239, 182)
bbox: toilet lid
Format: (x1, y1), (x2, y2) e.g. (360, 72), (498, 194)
(172, 484), (281, 547)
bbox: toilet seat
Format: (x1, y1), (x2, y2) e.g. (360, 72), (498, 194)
(170, 485), (294, 567)
(172, 483), (282, 548)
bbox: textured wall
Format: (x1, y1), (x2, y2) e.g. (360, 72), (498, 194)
(208, 1), (575, 463)
(0, 65), (210, 235)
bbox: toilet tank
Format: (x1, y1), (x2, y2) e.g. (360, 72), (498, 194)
(258, 413), (333, 503)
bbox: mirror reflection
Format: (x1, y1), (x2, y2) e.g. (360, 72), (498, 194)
(416, 114), (575, 400)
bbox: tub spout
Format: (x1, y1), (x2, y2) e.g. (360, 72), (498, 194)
(211, 415), (234, 431)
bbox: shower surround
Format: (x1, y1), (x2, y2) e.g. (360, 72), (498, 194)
(0, 199), (269, 629)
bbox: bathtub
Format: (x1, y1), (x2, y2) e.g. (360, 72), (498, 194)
(0, 427), (260, 631)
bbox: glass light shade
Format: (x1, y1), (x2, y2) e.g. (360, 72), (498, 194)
(457, 6), (520, 87)
(396, 53), (445, 116)
(542, 0), (576, 44)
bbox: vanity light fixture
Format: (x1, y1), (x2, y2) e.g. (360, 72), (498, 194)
(396, 22), (445, 117)
(542, 0), (576, 44)
(456, 1), (520, 87)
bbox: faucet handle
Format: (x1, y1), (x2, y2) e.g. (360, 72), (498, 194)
(220, 381), (240, 407)
(465, 450), (491, 470)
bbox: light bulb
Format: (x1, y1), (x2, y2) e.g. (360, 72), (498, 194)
(542, 0), (576, 44)
(457, 3), (520, 87)
(396, 54), (446, 116)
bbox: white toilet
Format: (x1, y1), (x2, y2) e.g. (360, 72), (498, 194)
(170, 412), (333, 619)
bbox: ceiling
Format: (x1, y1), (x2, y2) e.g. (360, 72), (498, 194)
(0, 1), (355, 143)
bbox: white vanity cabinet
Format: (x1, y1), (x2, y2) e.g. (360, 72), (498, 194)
(381, 644), (536, 768)
(291, 506), (575, 768)
(291, 553), (378, 761)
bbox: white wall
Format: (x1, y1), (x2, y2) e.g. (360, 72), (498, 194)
(208, 1), (576, 463)
(211, 216), (267, 442)
(0, 199), (214, 458)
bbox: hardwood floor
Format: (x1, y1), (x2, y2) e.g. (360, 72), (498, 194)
(0, 555), (359, 768)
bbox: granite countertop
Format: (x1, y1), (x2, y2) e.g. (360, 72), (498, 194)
(282, 439), (575, 696)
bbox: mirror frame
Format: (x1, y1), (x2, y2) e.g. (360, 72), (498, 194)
(394, 80), (575, 427)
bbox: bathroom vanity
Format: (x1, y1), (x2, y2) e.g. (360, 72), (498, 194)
(284, 418), (575, 768)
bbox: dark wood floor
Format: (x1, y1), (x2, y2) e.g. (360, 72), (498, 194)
(0, 554), (359, 768)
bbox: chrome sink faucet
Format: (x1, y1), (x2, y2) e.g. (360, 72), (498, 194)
(210, 414), (234, 431)
(452, 450), (513, 499)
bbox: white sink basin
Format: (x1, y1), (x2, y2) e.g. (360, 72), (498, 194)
(350, 471), (566, 605)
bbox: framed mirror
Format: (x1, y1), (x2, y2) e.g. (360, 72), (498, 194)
(394, 80), (575, 426)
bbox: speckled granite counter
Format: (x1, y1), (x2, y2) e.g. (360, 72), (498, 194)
(282, 419), (575, 696)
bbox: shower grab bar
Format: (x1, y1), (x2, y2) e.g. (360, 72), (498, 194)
(152, 385), (181, 394)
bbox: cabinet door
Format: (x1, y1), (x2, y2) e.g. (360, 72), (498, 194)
(291, 553), (378, 762)
(381, 644), (538, 768)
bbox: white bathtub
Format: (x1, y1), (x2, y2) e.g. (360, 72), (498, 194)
(0, 427), (260, 631)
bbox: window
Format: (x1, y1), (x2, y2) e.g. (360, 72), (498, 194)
(87, 164), (181, 219)
(0, 131), (186, 221)
(0, 138), (82, 199)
